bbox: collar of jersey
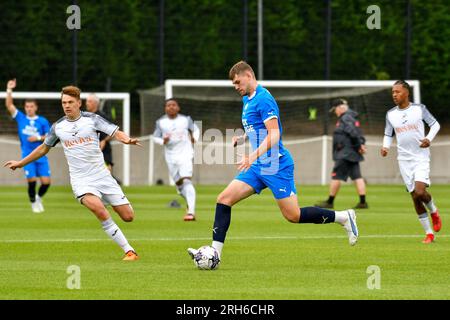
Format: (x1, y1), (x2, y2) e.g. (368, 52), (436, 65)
(66, 113), (82, 122)
(397, 102), (412, 111)
(26, 115), (38, 121)
(247, 85), (262, 100)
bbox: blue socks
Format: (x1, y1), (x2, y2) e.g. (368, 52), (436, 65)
(298, 206), (335, 224)
(212, 203), (231, 242)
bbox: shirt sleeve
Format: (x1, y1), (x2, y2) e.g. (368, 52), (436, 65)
(384, 113), (394, 137)
(187, 116), (200, 142)
(153, 119), (164, 145)
(44, 123), (60, 147)
(341, 114), (364, 147)
(13, 109), (24, 122)
(421, 105), (437, 127)
(258, 96), (279, 123)
(94, 113), (119, 137)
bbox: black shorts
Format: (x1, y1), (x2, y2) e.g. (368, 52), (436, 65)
(331, 159), (362, 181)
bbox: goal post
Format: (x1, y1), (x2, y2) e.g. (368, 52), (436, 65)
(0, 91), (131, 186)
(146, 79), (421, 186)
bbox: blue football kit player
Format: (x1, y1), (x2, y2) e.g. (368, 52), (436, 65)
(188, 61), (359, 264)
(5, 79), (51, 213)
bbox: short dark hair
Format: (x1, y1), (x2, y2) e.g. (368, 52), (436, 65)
(24, 99), (38, 107)
(165, 98), (179, 105)
(394, 80), (411, 95)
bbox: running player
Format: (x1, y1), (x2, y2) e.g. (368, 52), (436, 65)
(381, 80), (442, 244)
(5, 85), (140, 260)
(188, 61), (359, 264)
(5, 79), (51, 213)
(153, 98), (199, 221)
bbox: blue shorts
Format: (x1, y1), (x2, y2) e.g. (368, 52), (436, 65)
(23, 159), (51, 179)
(235, 163), (297, 199)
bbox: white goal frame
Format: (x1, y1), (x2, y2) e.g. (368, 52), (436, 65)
(147, 80), (421, 185)
(0, 91), (131, 186)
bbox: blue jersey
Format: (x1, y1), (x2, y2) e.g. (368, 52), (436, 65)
(241, 85), (293, 170)
(14, 110), (51, 159)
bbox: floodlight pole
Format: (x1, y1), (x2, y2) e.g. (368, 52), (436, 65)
(158, 0), (165, 85)
(243, 0), (249, 61)
(72, 0), (78, 85)
(405, 0), (412, 79)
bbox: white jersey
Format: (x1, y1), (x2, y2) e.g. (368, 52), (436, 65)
(384, 103), (438, 161)
(44, 112), (119, 184)
(153, 114), (198, 163)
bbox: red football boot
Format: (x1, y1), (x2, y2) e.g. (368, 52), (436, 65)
(431, 211), (442, 232)
(422, 233), (435, 244)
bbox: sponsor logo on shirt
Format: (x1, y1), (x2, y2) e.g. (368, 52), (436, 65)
(64, 136), (95, 148)
(242, 119), (254, 133)
(395, 123), (419, 134)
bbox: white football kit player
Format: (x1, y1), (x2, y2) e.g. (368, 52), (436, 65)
(383, 103), (440, 192)
(153, 114), (199, 182)
(44, 112), (129, 206)
(153, 113), (199, 219)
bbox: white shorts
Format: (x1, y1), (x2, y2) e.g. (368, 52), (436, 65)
(398, 160), (431, 193)
(72, 174), (129, 207)
(167, 160), (193, 183)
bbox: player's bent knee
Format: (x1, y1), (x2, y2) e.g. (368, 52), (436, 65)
(413, 189), (426, 200)
(122, 215), (134, 222)
(216, 193), (231, 206)
(114, 204), (134, 222)
(122, 209), (134, 222)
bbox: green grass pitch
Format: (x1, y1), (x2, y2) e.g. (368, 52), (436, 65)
(0, 184), (448, 300)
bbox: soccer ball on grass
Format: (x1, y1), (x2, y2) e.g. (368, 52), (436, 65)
(191, 245), (220, 270)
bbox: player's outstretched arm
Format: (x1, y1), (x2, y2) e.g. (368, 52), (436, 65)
(113, 130), (141, 146)
(5, 79), (17, 116)
(4, 143), (51, 170)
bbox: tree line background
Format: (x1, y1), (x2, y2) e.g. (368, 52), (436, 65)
(0, 0), (448, 134)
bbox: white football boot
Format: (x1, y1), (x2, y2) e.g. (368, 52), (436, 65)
(36, 196), (45, 213)
(31, 201), (41, 213)
(342, 209), (358, 246)
(187, 248), (199, 259)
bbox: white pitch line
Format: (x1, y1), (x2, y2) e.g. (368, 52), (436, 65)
(0, 234), (448, 243)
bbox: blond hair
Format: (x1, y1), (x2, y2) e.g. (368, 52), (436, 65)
(61, 85), (81, 100)
(228, 61), (255, 80)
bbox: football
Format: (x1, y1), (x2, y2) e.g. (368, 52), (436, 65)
(193, 246), (221, 270)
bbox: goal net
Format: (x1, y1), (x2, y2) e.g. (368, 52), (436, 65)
(138, 80), (446, 186)
(0, 91), (131, 186)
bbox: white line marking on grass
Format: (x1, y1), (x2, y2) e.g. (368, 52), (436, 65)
(0, 234), (448, 243)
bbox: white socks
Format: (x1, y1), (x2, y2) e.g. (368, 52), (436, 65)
(424, 199), (437, 214)
(334, 210), (348, 225)
(101, 218), (134, 253)
(178, 180), (196, 215)
(212, 241), (223, 257)
(418, 213), (433, 235)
